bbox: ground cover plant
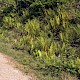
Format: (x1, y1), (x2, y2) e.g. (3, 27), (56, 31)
(0, 0), (80, 80)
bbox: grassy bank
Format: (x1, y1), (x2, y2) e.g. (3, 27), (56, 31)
(0, 38), (78, 80)
(0, 0), (80, 80)
(0, 39), (53, 80)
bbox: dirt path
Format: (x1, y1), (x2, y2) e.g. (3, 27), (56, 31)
(0, 53), (36, 80)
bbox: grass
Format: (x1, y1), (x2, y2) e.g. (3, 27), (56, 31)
(0, 39), (53, 80)
(0, 0), (80, 80)
(0, 38), (78, 80)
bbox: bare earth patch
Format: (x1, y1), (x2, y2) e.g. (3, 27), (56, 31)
(0, 53), (37, 80)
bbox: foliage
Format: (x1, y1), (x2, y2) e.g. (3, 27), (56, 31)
(0, 0), (80, 79)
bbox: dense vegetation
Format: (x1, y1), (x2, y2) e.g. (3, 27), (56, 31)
(0, 0), (80, 79)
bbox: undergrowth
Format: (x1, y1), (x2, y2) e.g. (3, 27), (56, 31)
(0, 0), (80, 80)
